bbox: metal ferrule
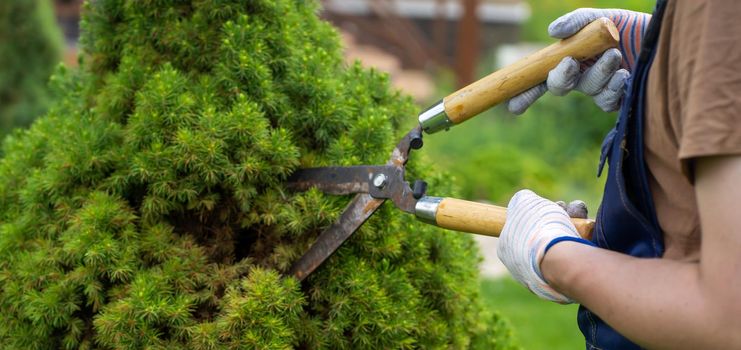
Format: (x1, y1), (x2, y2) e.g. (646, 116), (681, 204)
(418, 100), (451, 134)
(415, 196), (443, 224)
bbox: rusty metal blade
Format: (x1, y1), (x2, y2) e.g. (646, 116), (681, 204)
(286, 126), (424, 281)
(287, 164), (418, 215)
(289, 193), (385, 281)
(285, 166), (386, 195)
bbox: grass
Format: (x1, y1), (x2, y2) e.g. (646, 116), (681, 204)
(481, 277), (584, 350)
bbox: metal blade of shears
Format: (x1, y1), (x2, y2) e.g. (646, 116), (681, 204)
(286, 165), (419, 214)
(285, 166), (387, 195)
(288, 193), (384, 281)
(286, 126), (424, 281)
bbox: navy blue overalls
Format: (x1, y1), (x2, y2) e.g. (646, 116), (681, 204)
(578, 1), (668, 349)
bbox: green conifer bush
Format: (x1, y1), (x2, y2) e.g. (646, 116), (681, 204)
(0, 0), (63, 136)
(0, 1), (516, 348)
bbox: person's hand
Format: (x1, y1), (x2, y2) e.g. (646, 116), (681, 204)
(497, 190), (595, 303)
(507, 9), (652, 114)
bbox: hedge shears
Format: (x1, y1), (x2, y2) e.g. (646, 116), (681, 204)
(285, 19), (618, 281)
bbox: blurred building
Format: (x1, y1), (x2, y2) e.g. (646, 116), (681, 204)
(322, 0), (530, 96)
(323, 0), (530, 70)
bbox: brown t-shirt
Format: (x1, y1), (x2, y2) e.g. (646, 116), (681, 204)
(645, 0), (741, 261)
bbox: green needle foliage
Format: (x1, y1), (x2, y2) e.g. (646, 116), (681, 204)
(0, 1), (516, 349)
(0, 0), (63, 137)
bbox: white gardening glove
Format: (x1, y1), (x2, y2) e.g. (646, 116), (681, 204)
(507, 8), (652, 114)
(497, 189), (595, 303)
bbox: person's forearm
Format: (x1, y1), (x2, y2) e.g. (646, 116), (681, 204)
(542, 242), (738, 349)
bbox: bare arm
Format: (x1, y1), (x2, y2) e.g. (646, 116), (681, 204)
(541, 155), (741, 349)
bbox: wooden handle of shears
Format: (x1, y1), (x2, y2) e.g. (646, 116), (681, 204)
(419, 18), (619, 133)
(417, 197), (594, 239)
(446, 18), (618, 123)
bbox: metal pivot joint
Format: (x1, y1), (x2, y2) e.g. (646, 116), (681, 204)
(372, 174), (388, 189)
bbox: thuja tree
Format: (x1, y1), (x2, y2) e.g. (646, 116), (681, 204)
(0, 1), (516, 349)
(0, 0), (63, 136)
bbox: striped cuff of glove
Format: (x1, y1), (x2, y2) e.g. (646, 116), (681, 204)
(609, 12), (650, 70)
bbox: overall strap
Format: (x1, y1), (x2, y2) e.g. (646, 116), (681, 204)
(622, 0), (667, 236)
(577, 2), (670, 349)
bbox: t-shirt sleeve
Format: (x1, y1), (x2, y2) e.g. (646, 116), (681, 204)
(678, 0), (741, 162)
